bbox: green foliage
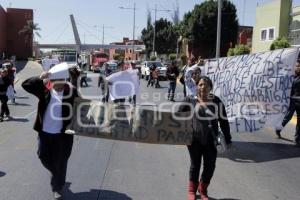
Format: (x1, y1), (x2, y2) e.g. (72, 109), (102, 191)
(141, 18), (178, 57)
(113, 53), (123, 61)
(150, 56), (157, 61)
(169, 54), (177, 61)
(270, 37), (291, 50)
(227, 45), (250, 56)
(179, 0), (239, 58)
(227, 48), (235, 56)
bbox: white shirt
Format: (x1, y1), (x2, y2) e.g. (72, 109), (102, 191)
(42, 89), (64, 134)
(184, 65), (204, 97)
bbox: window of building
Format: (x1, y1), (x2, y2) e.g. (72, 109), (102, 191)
(269, 28), (275, 40)
(261, 29), (267, 41)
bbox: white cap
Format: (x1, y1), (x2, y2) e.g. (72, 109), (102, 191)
(48, 62), (70, 80)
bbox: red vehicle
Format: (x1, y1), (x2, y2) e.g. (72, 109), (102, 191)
(89, 51), (109, 72)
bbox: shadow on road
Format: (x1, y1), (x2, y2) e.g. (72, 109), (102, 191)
(15, 96), (29, 99)
(219, 141), (300, 163)
(7, 117), (29, 123)
(8, 102), (31, 107)
(63, 182), (132, 200)
(0, 171), (6, 177)
(15, 61), (28, 73)
(209, 198), (241, 200)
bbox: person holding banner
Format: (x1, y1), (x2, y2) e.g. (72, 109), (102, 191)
(178, 76), (232, 200)
(180, 57), (196, 97)
(22, 63), (79, 200)
(277, 59), (300, 146)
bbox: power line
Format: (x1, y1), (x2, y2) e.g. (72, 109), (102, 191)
(53, 23), (70, 43)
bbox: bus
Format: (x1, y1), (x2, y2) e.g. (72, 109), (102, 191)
(52, 49), (78, 67)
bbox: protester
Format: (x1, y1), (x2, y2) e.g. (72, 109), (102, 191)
(3, 60), (16, 103)
(111, 61), (126, 104)
(181, 57), (196, 97)
(0, 68), (11, 122)
(166, 61), (179, 101)
(22, 63), (79, 200)
(276, 59), (300, 146)
(147, 63), (157, 87)
(128, 60), (140, 105)
(185, 67), (202, 97)
(178, 76), (232, 200)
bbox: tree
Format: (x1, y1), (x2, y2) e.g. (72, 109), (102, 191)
(169, 53), (177, 61)
(180, 0), (239, 58)
(227, 44), (250, 56)
(19, 20), (41, 44)
(141, 18), (178, 57)
(150, 55), (157, 61)
(113, 53), (122, 61)
(270, 37), (291, 50)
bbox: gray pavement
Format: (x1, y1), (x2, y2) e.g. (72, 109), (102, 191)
(0, 62), (300, 200)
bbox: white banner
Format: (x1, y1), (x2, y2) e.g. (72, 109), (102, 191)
(106, 69), (140, 101)
(205, 48), (299, 133)
(42, 58), (60, 71)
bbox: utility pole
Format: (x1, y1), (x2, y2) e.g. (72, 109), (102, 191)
(152, 5), (171, 57)
(216, 0), (222, 58)
(102, 24), (104, 45)
(119, 3), (137, 60)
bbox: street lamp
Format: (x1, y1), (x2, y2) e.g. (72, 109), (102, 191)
(151, 4), (171, 57)
(94, 25), (114, 47)
(216, 0), (222, 58)
(119, 3), (136, 60)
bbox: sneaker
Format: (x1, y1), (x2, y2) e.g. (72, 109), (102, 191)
(53, 191), (63, 200)
(0, 117), (3, 122)
(275, 130), (282, 139)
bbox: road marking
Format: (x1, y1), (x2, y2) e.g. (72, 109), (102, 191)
(24, 109), (37, 119)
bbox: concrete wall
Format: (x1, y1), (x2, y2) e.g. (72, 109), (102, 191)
(6, 8), (33, 59)
(252, 0), (282, 53)
(0, 5), (6, 58)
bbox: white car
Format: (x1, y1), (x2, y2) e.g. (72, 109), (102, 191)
(140, 61), (167, 80)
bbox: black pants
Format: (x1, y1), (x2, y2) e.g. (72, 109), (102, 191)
(147, 75), (153, 87)
(187, 139), (217, 183)
(80, 77), (88, 87)
(38, 132), (74, 191)
(129, 95), (136, 105)
(282, 99), (300, 143)
(101, 85), (109, 102)
(0, 95), (9, 117)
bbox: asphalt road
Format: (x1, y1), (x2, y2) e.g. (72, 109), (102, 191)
(0, 62), (300, 200)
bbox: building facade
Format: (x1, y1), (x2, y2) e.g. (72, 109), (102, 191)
(252, 0), (292, 53)
(0, 5), (33, 60)
(109, 37), (144, 61)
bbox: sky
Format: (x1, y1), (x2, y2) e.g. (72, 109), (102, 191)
(1, 0), (300, 45)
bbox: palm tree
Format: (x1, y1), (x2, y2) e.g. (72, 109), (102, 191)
(19, 20), (41, 44)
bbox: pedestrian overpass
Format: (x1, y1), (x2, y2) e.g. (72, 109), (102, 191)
(36, 15), (145, 52)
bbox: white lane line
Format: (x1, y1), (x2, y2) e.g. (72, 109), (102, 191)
(12, 109), (37, 120)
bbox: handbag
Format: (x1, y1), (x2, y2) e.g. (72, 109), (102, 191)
(205, 107), (228, 154)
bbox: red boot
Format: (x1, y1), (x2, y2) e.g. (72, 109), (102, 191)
(187, 181), (198, 200)
(198, 181), (209, 200)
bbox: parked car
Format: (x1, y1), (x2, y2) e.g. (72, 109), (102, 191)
(140, 61), (167, 80)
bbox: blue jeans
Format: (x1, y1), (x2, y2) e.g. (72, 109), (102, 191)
(168, 81), (176, 100)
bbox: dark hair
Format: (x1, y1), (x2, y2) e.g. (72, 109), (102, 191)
(195, 76), (213, 89)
